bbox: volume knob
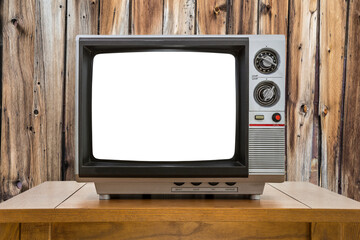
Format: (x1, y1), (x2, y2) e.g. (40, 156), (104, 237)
(254, 81), (280, 107)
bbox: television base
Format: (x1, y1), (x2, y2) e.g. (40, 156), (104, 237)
(76, 175), (284, 198)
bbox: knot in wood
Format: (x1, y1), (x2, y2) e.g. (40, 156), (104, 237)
(16, 181), (22, 190)
(213, 6), (221, 15)
(11, 18), (18, 27)
(323, 108), (328, 116)
(301, 104), (308, 113)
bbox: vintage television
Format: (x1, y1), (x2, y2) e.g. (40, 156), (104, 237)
(75, 35), (285, 199)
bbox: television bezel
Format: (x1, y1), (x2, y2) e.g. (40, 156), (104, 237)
(76, 36), (249, 178)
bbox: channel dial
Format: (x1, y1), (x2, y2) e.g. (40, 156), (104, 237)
(254, 49), (279, 74)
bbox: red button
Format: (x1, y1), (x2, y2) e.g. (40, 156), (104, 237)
(272, 113), (281, 122)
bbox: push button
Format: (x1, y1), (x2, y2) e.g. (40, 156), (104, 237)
(272, 113), (281, 122)
(254, 115), (265, 120)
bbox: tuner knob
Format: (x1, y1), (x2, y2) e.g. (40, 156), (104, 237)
(254, 49), (279, 74)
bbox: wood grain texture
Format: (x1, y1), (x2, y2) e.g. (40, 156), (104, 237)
(286, 0), (318, 182)
(21, 223), (50, 240)
(51, 222), (310, 240)
(258, 0), (288, 35)
(32, 0), (66, 186)
(131, 0), (163, 35)
(196, 0), (227, 34)
(0, 0), (36, 202)
(0, 181), (84, 209)
(63, 0), (99, 180)
(228, 0), (258, 34)
(269, 182), (360, 209)
(311, 222), (360, 240)
(99, 0), (129, 35)
(1, 182), (360, 223)
(341, 0), (360, 201)
(319, 0), (348, 192)
(163, 0), (195, 35)
(0, 223), (19, 240)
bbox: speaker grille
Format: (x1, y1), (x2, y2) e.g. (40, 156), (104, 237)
(249, 128), (285, 173)
(254, 81), (280, 107)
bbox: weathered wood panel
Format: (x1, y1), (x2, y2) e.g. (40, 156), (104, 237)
(99, 0), (129, 35)
(258, 0), (288, 35)
(131, 0), (163, 35)
(51, 222), (309, 240)
(32, 0), (66, 185)
(163, 0), (195, 35)
(341, 0), (360, 201)
(0, 0), (36, 201)
(286, 0), (318, 183)
(228, 0), (258, 34)
(63, 0), (99, 180)
(0, 223), (19, 240)
(319, 0), (348, 192)
(0, 0), (359, 202)
(196, 0), (227, 34)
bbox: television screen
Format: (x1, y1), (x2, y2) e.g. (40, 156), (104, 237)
(92, 52), (236, 161)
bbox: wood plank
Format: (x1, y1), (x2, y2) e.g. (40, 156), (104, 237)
(131, 0), (163, 35)
(57, 183), (307, 209)
(341, 0), (360, 201)
(311, 223), (360, 240)
(196, 0), (227, 34)
(51, 222), (310, 240)
(21, 223), (50, 240)
(163, 0), (195, 35)
(99, 0), (129, 35)
(269, 182), (360, 209)
(0, 223), (19, 240)
(0, 181), (84, 209)
(0, 0), (36, 202)
(319, 0), (347, 192)
(227, 0), (258, 34)
(31, 0), (66, 186)
(258, 0), (289, 35)
(63, 0), (99, 180)
(286, 0), (318, 183)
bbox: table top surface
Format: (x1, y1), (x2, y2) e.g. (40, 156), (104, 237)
(0, 181), (359, 223)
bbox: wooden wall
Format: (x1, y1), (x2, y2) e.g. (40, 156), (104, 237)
(0, 0), (359, 201)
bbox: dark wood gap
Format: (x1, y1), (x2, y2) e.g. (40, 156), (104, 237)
(161, 0), (165, 34)
(61, 0), (69, 181)
(256, 0), (260, 34)
(284, 0), (291, 180)
(194, 0), (198, 34)
(97, 0), (101, 35)
(337, 0), (351, 195)
(314, 0), (321, 186)
(128, 0), (132, 35)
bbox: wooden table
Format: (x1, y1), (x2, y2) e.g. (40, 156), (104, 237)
(0, 181), (359, 240)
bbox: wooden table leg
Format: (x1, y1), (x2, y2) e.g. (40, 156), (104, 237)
(311, 222), (360, 240)
(21, 223), (50, 240)
(0, 223), (19, 240)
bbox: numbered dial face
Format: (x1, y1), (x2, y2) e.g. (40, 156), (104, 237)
(254, 49), (279, 74)
(254, 81), (280, 107)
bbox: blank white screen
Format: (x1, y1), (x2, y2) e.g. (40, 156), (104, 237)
(92, 52), (236, 161)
